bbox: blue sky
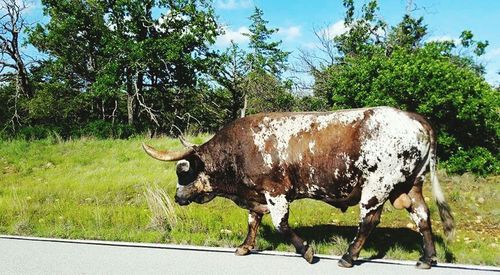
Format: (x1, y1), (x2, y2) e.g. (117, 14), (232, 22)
(21, 0), (500, 86)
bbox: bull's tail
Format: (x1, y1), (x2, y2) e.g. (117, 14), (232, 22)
(428, 131), (455, 240)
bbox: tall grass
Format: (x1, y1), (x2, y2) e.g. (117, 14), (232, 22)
(0, 136), (498, 265)
(144, 185), (178, 231)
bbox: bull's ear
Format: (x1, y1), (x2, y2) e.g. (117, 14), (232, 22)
(142, 143), (194, 161)
(176, 160), (190, 174)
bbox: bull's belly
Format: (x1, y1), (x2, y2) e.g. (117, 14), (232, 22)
(293, 178), (362, 211)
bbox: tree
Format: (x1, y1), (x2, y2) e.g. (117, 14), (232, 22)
(212, 41), (249, 120)
(245, 7), (289, 77)
(28, 0), (114, 133)
(29, 0), (220, 133)
(212, 7), (293, 119)
(333, 0), (386, 57)
(0, 0), (32, 131)
(386, 14), (426, 53)
(243, 7), (292, 116)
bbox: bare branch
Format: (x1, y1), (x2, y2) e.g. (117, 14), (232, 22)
(132, 70), (160, 127)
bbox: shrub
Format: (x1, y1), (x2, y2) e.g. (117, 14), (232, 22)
(444, 147), (499, 176)
(16, 125), (61, 140)
(77, 120), (134, 139)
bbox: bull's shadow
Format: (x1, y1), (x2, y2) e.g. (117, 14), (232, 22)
(259, 223), (455, 264)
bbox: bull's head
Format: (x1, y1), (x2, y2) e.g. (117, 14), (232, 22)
(142, 140), (215, 206)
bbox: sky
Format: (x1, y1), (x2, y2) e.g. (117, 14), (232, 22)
(18, 0), (500, 86)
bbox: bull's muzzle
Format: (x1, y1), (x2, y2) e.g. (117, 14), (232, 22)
(174, 195), (191, 206)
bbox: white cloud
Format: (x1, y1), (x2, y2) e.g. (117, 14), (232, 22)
(216, 26), (249, 47)
(216, 0), (253, 10)
(278, 25), (302, 40)
(483, 47), (500, 60)
(1, 0), (38, 14)
(303, 42), (318, 49)
(321, 20), (349, 39)
(482, 47), (500, 86)
(23, 0), (37, 13)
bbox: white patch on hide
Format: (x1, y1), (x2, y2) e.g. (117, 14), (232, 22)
(334, 169), (340, 178)
(340, 153), (352, 178)
(309, 166), (316, 183)
(196, 172), (213, 192)
(317, 110), (365, 130)
(252, 116), (314, 167)
(409, 206), (428, 233)
(264, 192), (289, 230)
(309, 141), (316, 154)
(356, 107), (430, 220)
(248, 213), (255, 224)
(307, 184), (320, 195)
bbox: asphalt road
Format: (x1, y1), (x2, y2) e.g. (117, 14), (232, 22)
(0, 235), (498, 275)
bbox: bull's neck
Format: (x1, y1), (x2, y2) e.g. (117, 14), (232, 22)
(198, 146), (241, 196)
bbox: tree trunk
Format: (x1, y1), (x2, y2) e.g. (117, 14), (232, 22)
(134, 71), (143, 122)
(10, 23), (31, 98)
(127, 92), (135, 126)
(126, 69), (135, 126)
(230, 88), (240, 120)
(15, 57), (30, 98)
(240, 93), (247, 118)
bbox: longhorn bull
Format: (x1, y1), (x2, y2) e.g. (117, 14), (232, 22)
(143, 107), (454, 269)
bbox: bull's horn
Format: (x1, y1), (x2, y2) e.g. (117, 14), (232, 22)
(142, 143), (194, 161)
(179, 135), (196, 148)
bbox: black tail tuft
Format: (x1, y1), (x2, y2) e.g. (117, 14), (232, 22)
(437, 200), (455, 241)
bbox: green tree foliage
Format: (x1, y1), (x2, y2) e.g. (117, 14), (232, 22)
(27, 0), (221, 135)
(314, 0), (499, 175)
(333, 0), (386, 56)
(212, 7), (295, 119)
(245, 7), (289, 77)
(243, 7), (294, 115)
(211, 42), (249, 120)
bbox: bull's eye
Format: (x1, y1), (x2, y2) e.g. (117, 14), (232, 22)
(177, 171), (196, 186)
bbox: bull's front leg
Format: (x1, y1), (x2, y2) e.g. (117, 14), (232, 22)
(264, 193), (315, 263)
(235, 210), (263, 256)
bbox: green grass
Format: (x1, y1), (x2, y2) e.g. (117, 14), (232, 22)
(0, 136), (498, 265)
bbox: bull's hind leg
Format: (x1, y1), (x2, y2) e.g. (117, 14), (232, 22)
(338, 204), (383, 268)
(407, 180), (437, 269)
(235, 210), (263, 256)
(264, 193), (314, 263)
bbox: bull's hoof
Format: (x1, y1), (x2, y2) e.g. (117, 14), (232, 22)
(416, 260), (432, 269)
(235, 245), (252, 256)
(415, 257), (436, 269)
(338, 253), (354, 268)
(302, 246), (314, 264)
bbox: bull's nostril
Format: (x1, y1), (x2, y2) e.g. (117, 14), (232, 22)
(174, 196), (189, 205)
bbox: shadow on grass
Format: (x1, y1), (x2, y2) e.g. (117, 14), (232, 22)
(259, 223), (455, 264)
